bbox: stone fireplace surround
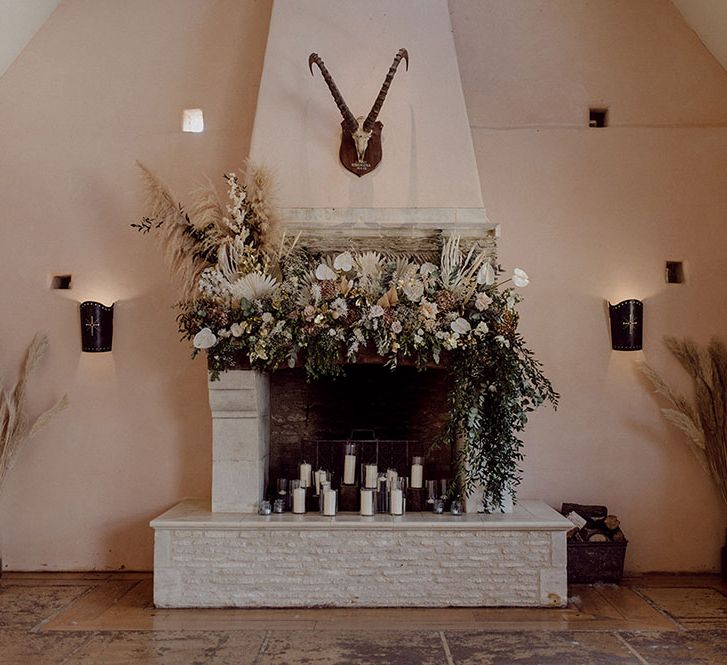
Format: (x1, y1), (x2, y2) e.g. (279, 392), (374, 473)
(150, 209), (570, 609)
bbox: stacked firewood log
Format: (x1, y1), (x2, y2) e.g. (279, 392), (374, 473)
(561, 503), (626, 543)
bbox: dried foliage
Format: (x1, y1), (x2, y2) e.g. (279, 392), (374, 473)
(640, 336), (727, 506)
(0, 334), (68, 492)
(136, 166), (557, 510)
(135, 162), (281, 302)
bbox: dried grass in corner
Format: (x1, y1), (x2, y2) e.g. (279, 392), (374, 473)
(0, 333), (68, 491)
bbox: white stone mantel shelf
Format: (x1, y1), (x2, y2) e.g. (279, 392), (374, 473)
(152, 498), (570, 531)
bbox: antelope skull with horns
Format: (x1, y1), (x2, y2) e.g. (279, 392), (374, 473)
(308, 48), (409, 177)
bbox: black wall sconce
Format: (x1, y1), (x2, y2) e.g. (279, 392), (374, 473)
(80, 301), (114, 352)
(608, 299), (643, 351)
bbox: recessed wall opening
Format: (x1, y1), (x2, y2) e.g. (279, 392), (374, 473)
(589, 108), (608, 127)
(665, 261), (685, 284)
(50, 274), (72, 290)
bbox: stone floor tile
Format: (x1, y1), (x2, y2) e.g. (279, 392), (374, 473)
(0, 584), (90, 628)
(259, 630), (447, 665)
(620, 629), (727, 665)
(638, 587), (727, 620)
(444, 631), (641, 665)
(0, 629), (91, 665)
(65, 630), (266, 665)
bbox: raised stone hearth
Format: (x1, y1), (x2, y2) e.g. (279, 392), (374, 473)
(152, 498), (570, 608)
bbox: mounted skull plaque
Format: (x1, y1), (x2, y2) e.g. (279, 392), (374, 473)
(308, 49), (409, 177)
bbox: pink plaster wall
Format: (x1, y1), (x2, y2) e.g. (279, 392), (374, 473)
(0, 0), (272, 570)
(451, 0), (727, 572)
(1, 0), (726, 572)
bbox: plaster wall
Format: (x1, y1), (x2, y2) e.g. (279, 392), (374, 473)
(1, 0), (726, 572)
(248, 0), (483, 208)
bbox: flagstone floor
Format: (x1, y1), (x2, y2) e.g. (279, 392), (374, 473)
(1, 572), (727, 664)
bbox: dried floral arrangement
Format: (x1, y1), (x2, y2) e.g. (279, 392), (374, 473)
(0, 334), (68, 493)
(135, 163), (558, 509)
(641, 337), (727, 508)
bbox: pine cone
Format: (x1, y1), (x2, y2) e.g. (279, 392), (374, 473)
(320, 280), (338, 300)
(344, 307), (362, 326)
(383, 307), (396, 327)
(436, 290), (457, 313)
(499, 310), (519, 336)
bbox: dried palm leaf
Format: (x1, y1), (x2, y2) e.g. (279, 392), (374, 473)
(244, 162), (281, 253)
(136, 162), (208, 300)
(0, 334), (68, 492)
(641, 337), (727, 508)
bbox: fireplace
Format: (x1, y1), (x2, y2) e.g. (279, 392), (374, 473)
(150, 0), (570, 609)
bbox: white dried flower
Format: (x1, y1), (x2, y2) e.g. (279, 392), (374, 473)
(315, 263), (336, 281)
(193, 327), (217, 349)
(420, 262), (437, 277)
(391, 320), (403, 334)
(450, 317), (471, 335)
(477, 263), (496, 286)
(512, 268), (529, 287)
(330, 297), (348, 318)
(261, 312), (273, 324)
(475, 292), (493, 311)
(230, 323), (243, 337)
(403, 280), (425, 302)
(229, 272), (278, 302)
(474, 322), (489, 337)
(442, 334), (459, 350)
(198, 268), (229, 298)
(495, 335), (511, 348)
(369, 304), (385, 318)
(333, 252), (353, 272)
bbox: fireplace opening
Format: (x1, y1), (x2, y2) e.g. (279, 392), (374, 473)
(269, 365), (455, 499)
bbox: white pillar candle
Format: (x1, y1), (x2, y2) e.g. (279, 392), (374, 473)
(386, 468), (398, 490)
(292, 487), (306, 514)
(364, 464), (378, 489)
(299, 462), (312, 488)
(343, 454), (356, 485)
(314, 469), (325, 495)
(410, 458), (424, 489)
(389, 488), (404, 515)
(323, 489), (337, 516)
(360, 489), (374, 516)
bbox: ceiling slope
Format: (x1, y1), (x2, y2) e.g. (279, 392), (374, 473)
(0, 0), (60, 80)
(672, 0), (727, 70)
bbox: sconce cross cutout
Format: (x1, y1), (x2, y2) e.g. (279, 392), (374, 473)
(622, 314), (639, 336)
(84, 315), (101, 335)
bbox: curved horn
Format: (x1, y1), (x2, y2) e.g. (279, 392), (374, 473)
(363, 48), (409, 132)
(308, 53), (357, 131)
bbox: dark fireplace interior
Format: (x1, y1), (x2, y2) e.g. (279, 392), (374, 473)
(269, 365), (454, 487)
